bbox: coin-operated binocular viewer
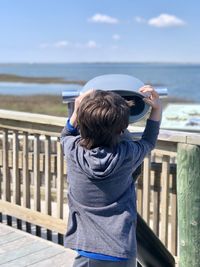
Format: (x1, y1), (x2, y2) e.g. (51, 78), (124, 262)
(62, 74), (167, 123)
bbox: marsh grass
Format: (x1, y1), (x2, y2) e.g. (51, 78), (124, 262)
(0, 94), (194, 117)
(0, 95), (67, 116)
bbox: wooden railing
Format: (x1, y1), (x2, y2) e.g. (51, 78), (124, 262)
(0, 110), (67, 243)
(0, 109), (200, 266)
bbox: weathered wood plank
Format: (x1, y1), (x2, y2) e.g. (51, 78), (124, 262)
(0, 231), (24, 245)
(0, 120), (61, 137)
(186, 135), (200, 146)
(30, 250), (76, 267)
(57, 140), (64, 220)
(2, 129), (12, 226)
(0, 109), (66, 126)
(177, 143), (200, 267)
(2, 129), (10, 201)
(142, 154), (151, 224)
(22, 132), (31, 232)
(170, 172), (177, 256)
(160, 155), (170, 247)
(0, 236), (31, 252)
(33, 134), (41, 236)
(22, 132), (30, 208)
(0, 150), (65, 174)
(0, 201), (66, 234)
(0, 240), (49, 264)
(45, 136), (52, 240)
(0, 226), (14, 236)
(45, 136), (51, 216)
(0, 224), (75, 267)
(1, 247), (66, 267)
(12, 131), (20, 205)
(152, 169), (161, 236)
(33, 134), (40, 212)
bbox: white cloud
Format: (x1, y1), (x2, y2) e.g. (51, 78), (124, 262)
(40, 40), (99, 50)
(86, 40), (97, 48)
(88, 13), (119, 24)
(148, 14), (185, 28)
(112, 34), (120, 40)
(40, 40), (69, 49)
(54, 41), (69, 48)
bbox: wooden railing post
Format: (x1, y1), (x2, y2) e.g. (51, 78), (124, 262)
(142, 154), (151, 224)
(45, 135), (52, 240)
(56, 140), (64, 244)
(160, 155), (170, 247)
(34, 134), (41, 236)
(23, 132), (31, 232)
(2, 129), (11, 225)
(13, 130), (22, 229)
(177, 143), (200, 267)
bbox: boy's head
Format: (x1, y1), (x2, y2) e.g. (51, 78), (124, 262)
(77, 90), (130, 149)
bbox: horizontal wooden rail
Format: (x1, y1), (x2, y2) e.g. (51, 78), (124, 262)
(0, 200), (66, 234)
(0, 109), (66, 136)
(0, 109), (200, 144)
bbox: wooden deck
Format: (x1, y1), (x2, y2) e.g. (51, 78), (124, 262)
(0, 223), (76, 267)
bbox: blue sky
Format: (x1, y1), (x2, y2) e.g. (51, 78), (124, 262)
(0, 0), (199, 63)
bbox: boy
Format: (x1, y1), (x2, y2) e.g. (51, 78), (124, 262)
(60, 85), (162, 267)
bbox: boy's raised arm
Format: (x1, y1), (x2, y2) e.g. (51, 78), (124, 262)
(69, 89), (94, 128)
(139, 85), (162, 122)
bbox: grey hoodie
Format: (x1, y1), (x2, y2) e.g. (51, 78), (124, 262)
(60, 119), (160, 258)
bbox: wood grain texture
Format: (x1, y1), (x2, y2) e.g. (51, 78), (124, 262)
(142, 154), (151, 224)
(56, 140), (64, 219)
(22, 132), (30, 208)
(0, 223), (75, 267)
(160, 155), (170, 247)
(0, 200), (66, 234)
(177, 143), (200, 267)
(2, 129), (10, 201)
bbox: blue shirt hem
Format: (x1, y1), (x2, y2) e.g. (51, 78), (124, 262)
(76, 250), (128, 261)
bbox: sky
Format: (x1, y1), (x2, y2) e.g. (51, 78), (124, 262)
(0, 0), (200, 63)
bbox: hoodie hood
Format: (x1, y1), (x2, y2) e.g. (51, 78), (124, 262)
(75, 144), (127, 179)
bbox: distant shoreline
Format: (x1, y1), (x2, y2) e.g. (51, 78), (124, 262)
(0, 74), (86, 85)
(0, 73), (165, 87)
(1, 62), (200, 65)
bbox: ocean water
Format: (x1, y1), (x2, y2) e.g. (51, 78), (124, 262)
(0, 63), (200, 101)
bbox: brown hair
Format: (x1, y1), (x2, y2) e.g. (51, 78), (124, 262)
(77, 90), (130, 149)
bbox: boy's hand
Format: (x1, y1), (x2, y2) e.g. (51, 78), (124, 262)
(74, 89), (94, 113)
(139, 85), (162, 121)
(70, 89), (94, 127)
(139, 85), (161, 110)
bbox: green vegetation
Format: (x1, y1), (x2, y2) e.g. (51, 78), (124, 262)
(0, 73), (85, 85)
(0, 94), (194, 117)
(0, 95), (68, 116)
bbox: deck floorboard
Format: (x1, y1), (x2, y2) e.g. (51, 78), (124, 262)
(0, 223), (76, 267)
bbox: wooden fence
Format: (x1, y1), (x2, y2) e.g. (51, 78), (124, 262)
(0, 109), (200, 266)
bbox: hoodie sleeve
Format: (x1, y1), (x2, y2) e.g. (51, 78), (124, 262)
(125, 119), (160, 169)
(60, 119), (80, 157)
(140, 119), (160, 149)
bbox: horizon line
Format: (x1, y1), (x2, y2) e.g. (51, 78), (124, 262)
(0, 61), (200, 65)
